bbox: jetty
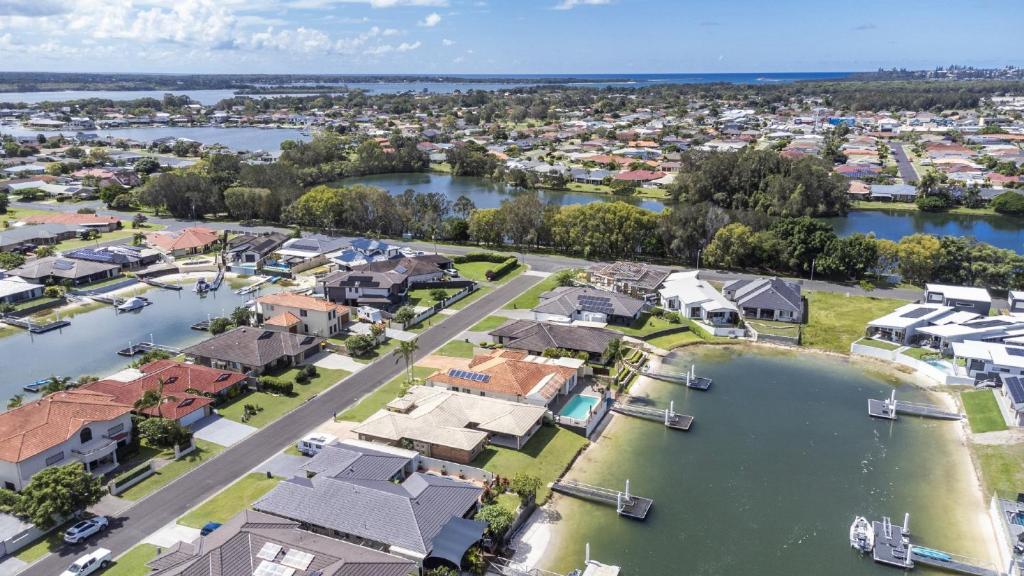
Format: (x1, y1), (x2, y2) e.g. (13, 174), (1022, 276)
(140, 277), (182, 291)
(551, 479), (653, 520)
(868, 390), (962, 421)
(117, 340), (182, 357)
(611, 398), (693, 431)
(0, 315), (70, 333)
(209, 269), (225, 291)
(235, 276), (269, 295)
(190, 316), (226, 331)
(860, 515), (1002, 576)
(643, 363), (713, 390)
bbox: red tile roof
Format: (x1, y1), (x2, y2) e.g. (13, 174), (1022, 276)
(0, 390), (132, 463)
(21, 213), (120, 227)
(145, 227), (219, 252)
(428, 350), (575, 402)
(613, 170), (667, 182)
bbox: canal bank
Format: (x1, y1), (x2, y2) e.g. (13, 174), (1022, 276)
(531, 346), (999, 576)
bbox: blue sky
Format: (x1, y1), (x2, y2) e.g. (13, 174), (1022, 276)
(0, 0), (1019, 74)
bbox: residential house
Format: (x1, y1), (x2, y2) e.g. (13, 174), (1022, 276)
(0, 224), (79, 252)
(146, 227), (220, 258)
(329, 237), (404, 268)
(267, 235), (348, 275)
(349, 254), (454, 285)
(0, 390), (133, 491)
(19, 212), (120, 232)
(63, 245), (162, 271)
(587, 261), (670, 299)
(997, 375), (1024, 427)
(658, 271), (739, 326)
(182, 327), (324, 375)
(8, 256), (121, 286)
(952, 341), (1024, 383)
(255, 443), (484, 571)
(354, 385), (547, 462)
(722, 277), (804, 323)
(866, 303), (957, 345)
(254, 292), (351, 337)
(1010, 291), (1024, 315)
(225, 232), (288, 273)
(319, 269), (409, 311)
(869, 184), (918, 202)
(425, 349), (582, 408)
(924, 284), (992, 315)
(488, 320), (620, 362)
(0, 277), (44, 305)
(146, 510), (415, 576)
(533, 286), (647, 325)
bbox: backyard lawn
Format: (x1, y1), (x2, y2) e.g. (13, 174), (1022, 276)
(337, 365), (435, 422)
(961, 390), (1008, 434)
(974, 443), (1024, 499)
(178, 473), (282, 529)
(436, 339), (475, 358)
(119, 439), (225, 500)
(505, 274), (560, 310)
(408, 287), (461, 308)
(101, 544), (159, 576)
(470, 314), (512, 332)
(901, 346), (940, 360)
(645, 329), (703, 350)
(219, 367), (350, 427)
(608, 314), (681, 339)
(472, 425), (588, 503)
(802, 291), (905, 354)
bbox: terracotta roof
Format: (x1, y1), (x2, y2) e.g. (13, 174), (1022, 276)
(264, 311), (301, 327)
(256, 292), (350, 314)
(0, 390), (132, 463)
(145, 227), (219, 252)
(83, 380), (211, 421)
(21, 213), (120, 227)
(138, 359), (247, 395)
(428, 350), (575, 402)
(613, 170), (667, 181)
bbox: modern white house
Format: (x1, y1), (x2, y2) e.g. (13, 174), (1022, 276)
(951, 341), (1024, 382)
(658, 271), (738, 326)
(865, 303), (956, 345)
(1009, 291), (1024, 315)
(254, 292), (352, 337)
(924, 284), (992, 315)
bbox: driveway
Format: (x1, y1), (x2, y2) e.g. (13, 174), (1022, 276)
(385, 327), (418, 341)
(141, 522), (201, 548)
(313, 352), (366, 372)
(191, 415), (257, 447)
(254, 453), (308, 479)
(0, 557), (26, 576)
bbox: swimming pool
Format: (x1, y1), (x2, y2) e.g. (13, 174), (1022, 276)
(560, 395), (600, 420)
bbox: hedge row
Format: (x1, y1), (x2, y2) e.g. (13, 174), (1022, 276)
(452, 252), (510, 264)
(485, 257), (519, 281)
(260, 376), (294, 395)
(111, 462), (153, 487)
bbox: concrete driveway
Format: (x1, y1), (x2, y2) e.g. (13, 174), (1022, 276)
(142, 522), (200, 548)
(314, 352), (366, 372)
(254, 453), (308, 479)
(192, 415), (257, 447)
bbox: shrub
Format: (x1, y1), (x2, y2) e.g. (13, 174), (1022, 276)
(452, 252), (509, 264)
(485, 257), (518, 281)
(429, 287), (449, 302)
(345, 334), (376, 357)
(43, 285), (65, 299)
(208, 317), (232, 335)
(393, 306), (416, 324)
(301, 365), (318, 378)
(475, 505), (517, 538)
(915, 195), (949, 212)
(137, 418), (193, 450)
(260, 377), (294, 395)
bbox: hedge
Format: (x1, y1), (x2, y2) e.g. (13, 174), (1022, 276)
(111, 462), (154, 488)
(259, 377), (294, 395)
(452, 252), (510, 264)
(485, 257), (519, 281)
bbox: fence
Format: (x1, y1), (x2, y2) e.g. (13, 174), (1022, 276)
(746, 321), (800, 345)
(108, 461), (156, 495)
(415, 455), (493, 483)
(399, 283), (478, 330)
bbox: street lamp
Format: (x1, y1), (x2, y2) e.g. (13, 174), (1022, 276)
(810, 258), (817, 282)
(696, 248), (702, 272)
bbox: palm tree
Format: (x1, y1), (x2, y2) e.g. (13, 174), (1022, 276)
(40, 376), (73, 396)
(604, 338), (625, 370)
(393, 338), (419, 384)
(7, 394), (24, 409)
(133, 378), (177, 418)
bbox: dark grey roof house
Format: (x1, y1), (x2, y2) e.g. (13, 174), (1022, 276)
(533, 286), (647, 326)
(8, 256), (121, 286)
(722, 277), (804, 323)
(182, 327), (323, 375)
(0, 224), (78, 252)
(255, 443), (484, 570)
(226, 232), (289, 267)
(147, 509), (415, 576)
(489, 319), (620, 361)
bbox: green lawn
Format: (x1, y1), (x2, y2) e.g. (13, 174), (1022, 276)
(472, 425), (589, 504)
(608, 314), (681, 338)
(961, 390), (1008, 434)
(12, 296), (61, 311)
(55, 225), (165, 252)
(219, 367), (350, 427)
(333, 334), (400, 361)
(802, 291), (905, 354)
(119, 439), (225, 500)
(178, 473), (282, 529)
(901, 346), (940, 360)
(101, 544), (159, 576)
(456, 261), (499, 282)
(645, 330), (703, 350)
(858, 338), (900, 351)
(566, 182), (613, 195)
(447, 285), (491, 310)
(337, 365), (436, 422)
(505, 275), (559, 310)
(436, 339), (476, 358)
(14, 523), (68, 562)
(974, 443), (1024, 499)
(470, 315), (512, 332)
(408, 287), (460, 308)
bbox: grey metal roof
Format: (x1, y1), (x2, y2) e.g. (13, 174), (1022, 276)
(182, 327), (323, 369)
(489, 320), (619, 355)
(533, 286), (646, 318)
(9, 256), (121, 281)
(725, 277), (803, 313)
(300, 443), (409, 481)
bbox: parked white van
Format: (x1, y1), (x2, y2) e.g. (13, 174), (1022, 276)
(296, 433), (337, 456)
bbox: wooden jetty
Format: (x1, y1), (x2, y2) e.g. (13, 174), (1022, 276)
(611, 398), (693, 431)
(861, 515), (1002, 576)
(140, 277), (182, 291)
(642, 363), (713, 390)
(0, 316), (70, 334)
(551, 479), (653, 520)
(868, 390), (962, 421)
(209, 269), (225, 291)
(117, 340), (182, 357)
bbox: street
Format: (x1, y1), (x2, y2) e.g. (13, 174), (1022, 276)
(23, 273), (543, 576)
(889, 142), (919, 184)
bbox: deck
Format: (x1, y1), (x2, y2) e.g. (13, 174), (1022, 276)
(0, 316), (70, 333)
(117, 341), (182, 357)
(610, 401), (693, 431)
(140, 277), (182, 291)
(862, 517), (1003, 576)
(868, 394), (961, 421)
(641, 364), (713, 390)
(551, 479), (653, 520)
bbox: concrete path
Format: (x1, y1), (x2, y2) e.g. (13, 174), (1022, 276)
(253, 453), (308, 479)
(89, 494), (134, 517)
(141, 521), (201, 548)
(523, 270), (551, 277)
(0, 557), (26, 576)
(497, 308), (535, 319)
(385, 327), (418, 341)
(462, 330), (491, 345)
(192, 415), (257, 447)
(313, 353), (366, 372)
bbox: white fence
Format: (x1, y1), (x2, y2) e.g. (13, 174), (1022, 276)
(399, 284), (477, 330)
(416, 455), (493, 483)
(850, 341), (975, 385)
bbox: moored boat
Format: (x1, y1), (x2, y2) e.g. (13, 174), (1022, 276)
(850, 516), (874, 552)
(117, 296), (149, 312)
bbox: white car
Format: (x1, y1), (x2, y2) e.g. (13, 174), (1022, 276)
(63, 517), (109, 545)
(60, 548), (111, 576)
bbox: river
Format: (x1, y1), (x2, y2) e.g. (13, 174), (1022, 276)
(826, 209), (1024, 253)
(0, 282), (279, 406)
(542, 347), (995, 576)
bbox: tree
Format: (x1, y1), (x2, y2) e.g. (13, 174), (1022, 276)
(604, 338), (625, 368)
(916, 170), (940, 197)
(40, 376), (72, 396)
(467, 208), (503, 246)
(703, 223), (755, 269)
(452, 195), (476, 220)
(7, 394), (23, 409)
(393, 338), (419, 384)
(992, 192), (1024, 216)
(34, 246), (55, 258)
(393, 306), (416, 325)
(897, 234), (942, 285)
(0, 252), (25, 270)
(345, 334), (376, 357)
(134, 157), (161, 175)
(817, 233), (880, 281)
(425, 568), (459, 576)
(510, 473), (541, 504)
(429, 288), (449, 303)
(475, 504), (516, 538)
(133, 377), (177, 418)
(553, 268), (579, 287)
(0, 192), (8, 214)
(915, 195), (949, 212)
(230, 307), (251, 327)
(137, 418), (193, 450)
(16, 463), (104, 528)
(209, 317), (232, 335)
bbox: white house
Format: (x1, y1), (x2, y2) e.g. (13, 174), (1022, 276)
(658, 271), (738, 326)
(865, 303), (956, 346)
(924, 284), (992, 315)
(951, 341), (1024, 382)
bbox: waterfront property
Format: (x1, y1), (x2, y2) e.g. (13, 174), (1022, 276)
(587, 261), (670, 300)
(866, 303), (960, 345)
(925, 284), (993, 315)
(658, 271), (739, 327)
(0, 277), (43, 305)
(224, 232), (288, 274)
(254, 292), (352, 337)
(8, 256), (121, 286)
(255, 441), (485, 570)
(146, 509), (416, 576)
(533, 286), (647, 325)
(63, 245), (163, 271)
(19, 212), (121, 233)
(0, 223), (79, 252)
(722, 276), (804, 323)
(319, 269), (408, 311)
(145, 227), (220, 258)
(352, 385), (547, 463)
(488, 319), (621, 363)
(951, 341), (1024, 382)
(0, 390), (133, 490)
(425, 349), (583, 409)
(182, 327), (323, 375)
(267, 235), (347, 275)
(997, 375), (1024, 426)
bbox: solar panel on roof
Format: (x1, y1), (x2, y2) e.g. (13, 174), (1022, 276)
(1006, 376), (1024, 404)
(256, 543), (283, 561)
(280, 549), (315, 571)
(52, 260), (75, 270)
(448, 368), (491, 383)
(1007, 347), (1024, 357)
(899, 308), (933, 319)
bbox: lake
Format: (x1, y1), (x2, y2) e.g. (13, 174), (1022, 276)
(336, 173), (669, 212)
(0, 283), (279, 407)
(542, 347), (996, 576)
(0, 124), (310, 152)
(827, 209), (1024, 253)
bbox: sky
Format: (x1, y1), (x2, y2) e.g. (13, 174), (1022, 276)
(0, 0), (1020, 75)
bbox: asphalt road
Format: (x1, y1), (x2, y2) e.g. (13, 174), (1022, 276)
(890, 142), (919, 184)
(24, 273), (543, 576)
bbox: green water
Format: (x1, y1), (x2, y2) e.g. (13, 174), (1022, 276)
(544, 347), (993, 575)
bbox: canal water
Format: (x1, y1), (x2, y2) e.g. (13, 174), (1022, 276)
(0, 283), (278, 406)
(826, 210), (1024, 253)
(543, 346), (994, 576)
(336, 173), (669, 212)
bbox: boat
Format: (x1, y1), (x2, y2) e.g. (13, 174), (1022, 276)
(193, 278), (209, 293)
(23, 379), (51, 393)
(850, 516), (874, 552)
(117, 296), (149, 312)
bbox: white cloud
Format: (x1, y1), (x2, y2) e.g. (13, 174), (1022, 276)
(418, 12), (441, 27)
(553, 0), (610, 10)
(364, 40), (421, 55)
(0, 0), (67, 16)
(442, 38), (455, 46)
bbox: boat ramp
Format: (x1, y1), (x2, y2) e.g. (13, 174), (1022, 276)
(868, 390), (962, 421)
(642, 363), (713, 390)
(611, 397), (693, 431)
(861, 515), (1002, 576)
(551, 479), (653, 520)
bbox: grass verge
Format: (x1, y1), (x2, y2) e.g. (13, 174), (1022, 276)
(436, 339), (475, 358)
(119, 439), (225, 500)
(101, 544), (159, 576)
(219, 367), (350, 427)
(178, 473), (282, 529)
(336, 365), (435, 422)
(470, 315), (512, 332)
(961, 390), (1008, 434)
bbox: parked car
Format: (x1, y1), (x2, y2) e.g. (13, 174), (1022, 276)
(200, 522), (222, 536)
(60, 548), (111, 576)
(63, 516), (109, 544)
